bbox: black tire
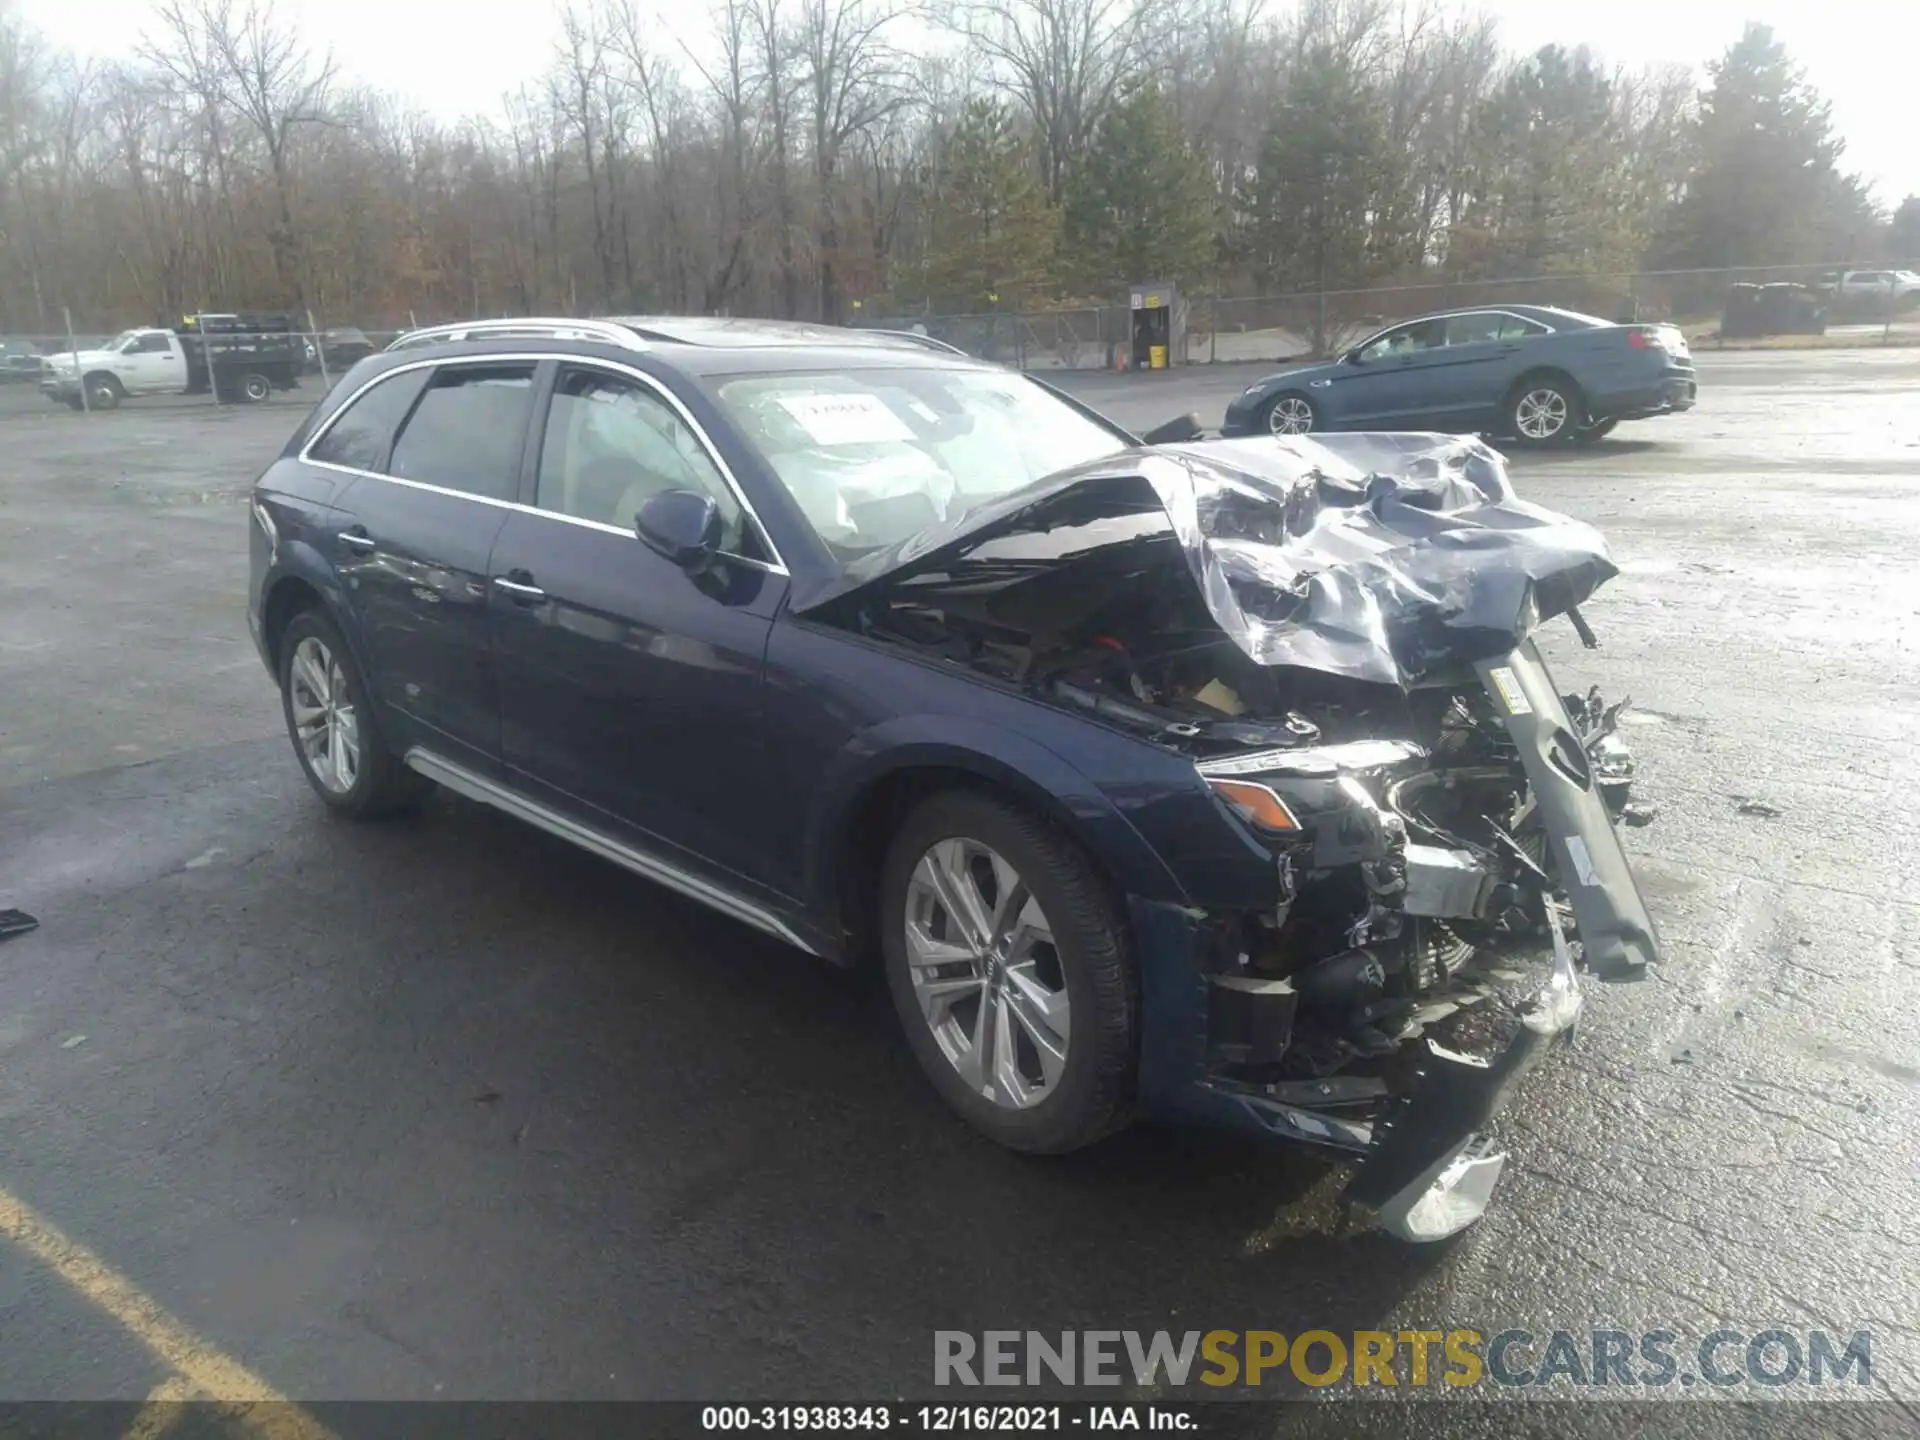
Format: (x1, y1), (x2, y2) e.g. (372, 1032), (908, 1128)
(1260, 390), (1319, 436)
(1505, 374), (1584, 447)
(240, 372), (272, 404)
(879, 790), (1138, 1154)
(276, 608), (431, 819)
(1572, 416), (1619, 445)
(83, 373), (123, 411)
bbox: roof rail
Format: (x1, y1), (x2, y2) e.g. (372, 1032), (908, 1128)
(384, 317), (647, 353)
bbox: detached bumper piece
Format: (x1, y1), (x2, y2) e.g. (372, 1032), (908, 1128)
(1349, 912), (1582, 1241)
(1190, 919), (1583, 1242)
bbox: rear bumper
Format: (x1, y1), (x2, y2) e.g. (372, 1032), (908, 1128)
(1594, 373), (1696, 420)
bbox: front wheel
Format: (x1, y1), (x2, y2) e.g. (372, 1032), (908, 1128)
(1507, 378), (1583, 447)
(880, 791), (1137, 1154)
(1262, 391), (1318, 436)
(83, 374), (123, 411)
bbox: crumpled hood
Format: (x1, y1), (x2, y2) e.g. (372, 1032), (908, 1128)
(791, 431), (1618, 689)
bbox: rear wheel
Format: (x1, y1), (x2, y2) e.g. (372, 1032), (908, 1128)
(1507, 376), (1582, 447)
(1262, 392), (1318, 436)
(880, 791), (1137, 1154)
(240, 372), (272, 403)
(277, 609), (431, 819)
(1572, 416), (1619, 445)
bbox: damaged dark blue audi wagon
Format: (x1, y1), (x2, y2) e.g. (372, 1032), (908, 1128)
(248, 316), (1662, 1241)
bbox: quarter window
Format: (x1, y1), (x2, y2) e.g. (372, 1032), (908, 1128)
(387, 364), (536, 500)
(308, 369), (433, 473)
(536, 367), (758, 556)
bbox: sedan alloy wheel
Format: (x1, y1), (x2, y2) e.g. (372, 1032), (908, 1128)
(1267, 394), (1316, 435)
(1514, 386), (1571, 441)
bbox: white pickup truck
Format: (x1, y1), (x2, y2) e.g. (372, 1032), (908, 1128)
(1816, 270), (1920, 308)
(40, 316), (304, 410)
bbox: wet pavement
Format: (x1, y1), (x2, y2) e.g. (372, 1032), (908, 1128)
(1, 351), (1917, 1428)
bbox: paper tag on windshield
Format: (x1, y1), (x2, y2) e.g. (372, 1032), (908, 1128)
(777, 393), (914, 446)
(1488, 666), (1532, 716)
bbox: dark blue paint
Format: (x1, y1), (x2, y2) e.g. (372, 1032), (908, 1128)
(249, 335), (1298, 1141)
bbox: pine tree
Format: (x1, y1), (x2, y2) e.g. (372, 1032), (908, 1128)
(1061, 82), (1215, 297)
(1892, 197), (1920, 267)
(1239, 56), (1386, 296)
(1659, 24), (1874, 267)
(916, 99), (1059, 312)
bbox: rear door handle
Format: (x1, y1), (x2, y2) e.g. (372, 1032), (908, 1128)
(336, 529), (376, 553)
(493, 574), (546, 603)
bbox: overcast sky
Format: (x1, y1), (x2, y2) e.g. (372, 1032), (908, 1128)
(18, 0), (1919, 207)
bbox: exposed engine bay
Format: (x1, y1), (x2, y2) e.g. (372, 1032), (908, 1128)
(797, 431), (1663, 1144)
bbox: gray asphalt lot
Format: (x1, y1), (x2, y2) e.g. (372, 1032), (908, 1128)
(1, 353), (1918, 1428)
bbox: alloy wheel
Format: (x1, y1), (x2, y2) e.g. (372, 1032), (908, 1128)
(1268, 395), (1315, 435)
(1515, 388), (1569, 440)
(287, 635), (360, 794)
(903, 837), (1069, 1110)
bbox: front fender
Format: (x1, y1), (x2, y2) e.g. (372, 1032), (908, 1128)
(802, 714), (1190, 918)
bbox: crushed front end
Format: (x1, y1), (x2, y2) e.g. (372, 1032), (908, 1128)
(1138, 637), (1657, 1240)
(798, 429), (1664, 1240)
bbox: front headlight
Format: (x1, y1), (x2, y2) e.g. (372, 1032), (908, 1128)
(1240, 383), (1267, 399)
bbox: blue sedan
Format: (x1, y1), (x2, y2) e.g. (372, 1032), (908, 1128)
(1223, 305), (1697, 445)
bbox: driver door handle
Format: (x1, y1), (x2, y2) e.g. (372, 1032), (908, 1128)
(336, 528), (376, 553)
(494, 572), (546, 603)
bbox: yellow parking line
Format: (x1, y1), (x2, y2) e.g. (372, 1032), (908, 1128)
(0, 1185), (334, 1440)
(124, 1377), (193, 1440)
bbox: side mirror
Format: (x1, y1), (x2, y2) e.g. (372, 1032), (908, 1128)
(1342, 347), (1367, 365)
(635, 489), (723, 570)
(1141, 413), (1203, 445)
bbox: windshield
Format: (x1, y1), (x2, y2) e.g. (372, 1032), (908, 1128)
(707, 366), (1129, 554)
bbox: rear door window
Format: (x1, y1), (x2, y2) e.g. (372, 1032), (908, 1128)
(309, 368), (432, 472)
(387, 364), (536, 500)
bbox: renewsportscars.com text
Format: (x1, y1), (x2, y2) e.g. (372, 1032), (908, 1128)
(934, 1329), (1873, 1390)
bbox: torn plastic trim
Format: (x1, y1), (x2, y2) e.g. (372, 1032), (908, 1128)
(1475, 642), (1661, 978)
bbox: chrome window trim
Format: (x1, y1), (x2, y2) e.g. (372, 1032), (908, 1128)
(299, 351), (789, 575)
(405, 747), (817, 956)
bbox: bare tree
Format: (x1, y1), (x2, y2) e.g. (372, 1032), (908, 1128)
(796, 0), (908, 319)
(957, 0), (1142, 203)
(148, 0), (334, 309)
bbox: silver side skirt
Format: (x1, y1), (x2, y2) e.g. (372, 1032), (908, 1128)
(404, 748), (819, 957)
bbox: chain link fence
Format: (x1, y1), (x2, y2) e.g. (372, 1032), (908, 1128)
(3, 263), (1913, 424)
(865, 262), (1920, 371)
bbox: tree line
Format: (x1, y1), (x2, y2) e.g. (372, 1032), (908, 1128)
(2, 0), (1916, 333)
